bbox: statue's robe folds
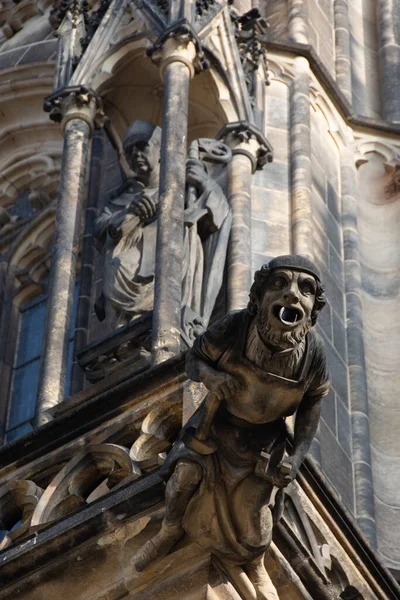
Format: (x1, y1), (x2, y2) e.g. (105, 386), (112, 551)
(96, 179), (231, 326)
(161, 310), (330, 563)
(95, 184), (158, 320)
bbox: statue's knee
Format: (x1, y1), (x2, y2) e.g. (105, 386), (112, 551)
(174, 460), (202, 488)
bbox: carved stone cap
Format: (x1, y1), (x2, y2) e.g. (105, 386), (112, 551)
(216, 120), (273, 172)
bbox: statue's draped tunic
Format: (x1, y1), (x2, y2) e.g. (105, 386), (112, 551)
(161, 310), (330, 562)
(96, 178), (231, 325)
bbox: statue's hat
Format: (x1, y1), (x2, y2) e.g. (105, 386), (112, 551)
(262, 255), (322, 282)
(123, 120), (162, 151)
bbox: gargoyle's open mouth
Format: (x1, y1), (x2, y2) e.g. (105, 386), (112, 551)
(274, 305), (303, 326)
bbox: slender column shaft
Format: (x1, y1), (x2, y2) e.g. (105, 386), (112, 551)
(334, 0), (352, 103)
(290, 57), (313, 259)
(226, 153), (253, 312)
(288, 0), (309, 44)
(377, 0), (400, 122)
(70, 132), (106, 394)
(152, 62), (191, 364)
(341, 147), (377, 546)
(36, 119), (91, 423)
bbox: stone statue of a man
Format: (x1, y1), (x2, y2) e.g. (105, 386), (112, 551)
(95, 120), (231, 334)
(95, 120), (161, 326)
(133, 255), (330, 600)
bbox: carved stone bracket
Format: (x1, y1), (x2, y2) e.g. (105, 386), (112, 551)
(217, 120), (273, 172)
(43, 84), (105, 134)
(147, 17), (211, 73)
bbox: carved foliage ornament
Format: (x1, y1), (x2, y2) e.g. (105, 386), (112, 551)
(231, 8), (270, 99)
(384, 156), (400, 199)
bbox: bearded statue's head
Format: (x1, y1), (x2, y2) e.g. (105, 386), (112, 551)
(247, 255), (326, 351)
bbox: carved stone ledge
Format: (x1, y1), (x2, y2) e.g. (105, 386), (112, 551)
(77, 312), (153, 382)
(77, 310), (201, 383)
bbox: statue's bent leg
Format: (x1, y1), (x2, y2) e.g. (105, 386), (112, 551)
(244, 555), (279, 600)
(132, 459), (202, 572)
(216, 559), (258, 600)
(164, 459), (203, 523)
(230, 476), (278, 599)
(232, 475), (274, 549)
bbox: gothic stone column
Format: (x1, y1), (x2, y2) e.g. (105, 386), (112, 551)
(151, 38), (196, 365)
(334, 0), (352, 104)
(377, 0), (400, 122)
(341, 146), (377, 546)
(217, 122), (273, 312)
(288, 0), (309, 44)
(35, 93), (97, 425)
(290, 56), (313, 260)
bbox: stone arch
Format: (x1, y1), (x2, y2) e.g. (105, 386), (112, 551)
(30, 444), (139, 527)
(89, 41), (239, 141)
(0, 479), (43, 550)
(267, 57), (294, 87)
(69, 4), (244, 140)
(8, 207), (56, 306)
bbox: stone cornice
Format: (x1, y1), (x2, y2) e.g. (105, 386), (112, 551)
(267, 39), (400, 138)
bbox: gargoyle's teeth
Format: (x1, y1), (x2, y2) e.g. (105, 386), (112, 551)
(279, 306), (300, 325)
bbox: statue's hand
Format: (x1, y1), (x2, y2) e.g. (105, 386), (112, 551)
(271, 456), (300, 488)
(204, 371), (242, 401)
(131, 194), (157, 221)
(186, 159), (208, 193)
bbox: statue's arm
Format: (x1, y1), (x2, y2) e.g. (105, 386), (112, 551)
(186, 351), (241, 401)
(185, 311), (244, 401)
(272, 394), (323, 488)
(292, 394), (322, 469)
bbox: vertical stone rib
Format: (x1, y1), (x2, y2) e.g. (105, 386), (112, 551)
(226, 153), (253, 311)
(70, 132), (106, 394)
(290, 57), (313, 260)
(152, 61), (191, 364)
(334, 0), (352, 103)
(377, 0), (400, 122)
(288, 0), (309, 44)
(341, 147), (377, 546)
(36, 119), (91, 423)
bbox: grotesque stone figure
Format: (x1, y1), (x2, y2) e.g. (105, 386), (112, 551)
(95, 120), (231, 335)
(133, 255), (330, 600)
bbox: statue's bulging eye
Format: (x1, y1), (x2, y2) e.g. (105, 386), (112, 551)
(272, 277), (286, 289)
(299, 280), (315, 295)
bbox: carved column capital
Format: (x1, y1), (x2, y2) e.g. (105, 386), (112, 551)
(43, 85), (105, 136)
(216, 121), (273, 172)
(147, 18), (210, 79)
(157, 37), (197, 79)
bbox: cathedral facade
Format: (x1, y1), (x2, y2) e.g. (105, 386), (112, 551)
(0, 1), (399, 598)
